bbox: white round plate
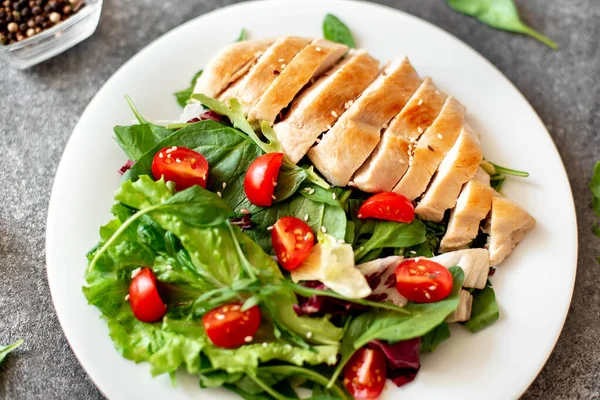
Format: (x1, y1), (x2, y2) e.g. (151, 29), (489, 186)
(46, 1), (578, 399)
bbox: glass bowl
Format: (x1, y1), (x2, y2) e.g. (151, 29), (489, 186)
(0, 0), (103, 69)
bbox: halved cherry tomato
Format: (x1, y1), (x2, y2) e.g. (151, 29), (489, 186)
(244, 153), (284, 207)
(272, 216), (315, 271)
(151, 146), (209, 190)
(395, 259), (453, 303)
(203, 303), (261, 348)
(344, 347), (387, 399)
(129, 268), (167, 322)
(357, 192), (414, 223)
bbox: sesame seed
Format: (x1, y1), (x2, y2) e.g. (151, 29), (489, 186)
(278, 58), (285, 62)
(175, 158), (182, 163)
(429, 285), (437, 291)
(308, 188), (315, 194)
(383, 123), (389, 129)
(244, 336), (253, 343)
(306, 332), (313, 339)
(316, 47), (321, 51)
(415, 257), (422, 262)
(304, 214), (309, 221)
(262, 342), (268, 348)
(437, 133), (443, 139)
(321, 226), (327, 233)
(326, 125), (332, 130)
(435, 90), (440, 94)
(417, 127), (423, 134)
(304, 187), (311, 192)
(410, 250), (417, 254)
(357, 213), (363, 218)
(331, 110), (338, 118)
(281, 63), (287, 69)
(272, 195), (276, 200)
(217, 191), (222, 197)
(316, 138), (321, 143)
(216, 314), (225, 320)
(418, 99), (424, 106)
(424, 291), (431, 299)
(399, 159), (405, 164)
(273, 181), (278, 186)
(332, 193), (337, 200)
(131, 268), (141, 279)
(158, 152), (164, 158)
(241, 208), (250, 214)
(222, 182), (227, 189)
(167, 154), (172, 158)
(125, 294), (130, 301)
(171, 146), (178, 151)
(267, 225), (274, 231)
(165, 149), (173, 154)
(410, 269), (417, 274)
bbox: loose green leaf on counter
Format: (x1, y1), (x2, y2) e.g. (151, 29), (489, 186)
(322, 14), (356, 48)
(0, 339), (23, 364)
(447, 0), (558, 49)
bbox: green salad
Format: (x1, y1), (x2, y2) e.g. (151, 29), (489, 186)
(83, 15), (508, 400)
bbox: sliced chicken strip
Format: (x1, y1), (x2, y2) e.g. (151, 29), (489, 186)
(486, 194), (536, 266)
(274, 49), (380, 163)
(392, 96), (466, 200)
(220, 37), (311, 113)
(247, 39), (348, 125)
(446, 290), (473, 323)
(415, 125), (483, 222)
(308, 57), (422, 186)
(431, 248), (490, 289)
(193, 39), (274, 98)
(439, 168), (493, 252)
(352, 79), (447, 192)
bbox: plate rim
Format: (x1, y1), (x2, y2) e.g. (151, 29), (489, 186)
(45, 0), (579, 398)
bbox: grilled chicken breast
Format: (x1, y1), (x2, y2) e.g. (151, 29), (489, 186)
(193, 39), (274, 98)
(431, 248), (490, 289)
(393, 96), (466, 200)
(446, 290), (473, 323)
(440, 168), (493, 252)
(247, 39), (348, 125)
(274, 49), (379, 163)
(415, 125), (483, 222)
(220, 37), (311, 113)
(308, 57), (422, 186)
(486, 194), (536, 265)
(352, 78), (446, 192)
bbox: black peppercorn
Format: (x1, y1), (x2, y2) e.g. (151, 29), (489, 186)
(31, 4), (39, 14)
(20, 6), (28, 16)
(18, 22), (25, 30)
(61, 4), (69, 14)
(26, 18), (33, 27)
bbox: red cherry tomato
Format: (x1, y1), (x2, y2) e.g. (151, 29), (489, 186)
(395, 259), (453, 303)
(203, 303), (261, 348)
(244, 153), (284, 207)
(272, 216), (315, 271)
(357, 192), (415, 223)
(344, 347), (387, 399)
(129, 268), (167, 322)
(151, 147), (209, 191)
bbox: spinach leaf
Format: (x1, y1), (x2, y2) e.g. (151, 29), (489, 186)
(352, 267), (464, 348)
(236, 28), (247, 42)
(404, 220), (446, 258)
(420, 322), (451, 353)
(462, 285), (499, 333)
(114, 123), (174, 161)
(354, 219), (426, 261)
(447, 0), (558, 49)
(0, 339), (23, 364)
(323, 14), (356, 48)
(174, 69), (204, 108)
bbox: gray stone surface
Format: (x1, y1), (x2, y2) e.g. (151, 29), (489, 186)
(0, 0), (598, 398)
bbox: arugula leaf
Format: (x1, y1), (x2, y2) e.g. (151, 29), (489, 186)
(0, 339), (23, 364)
(354, 219), (427, 261)
(462, 285), (499, 333)
(323, 14), (356, 48)
(447, 0), (558, 49)
(236, 28), (247, 42)
(174, 69), (204, 108)
(420, 322), (451, 353)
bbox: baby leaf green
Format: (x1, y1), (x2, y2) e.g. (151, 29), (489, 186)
(323, 14), (356, 48)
